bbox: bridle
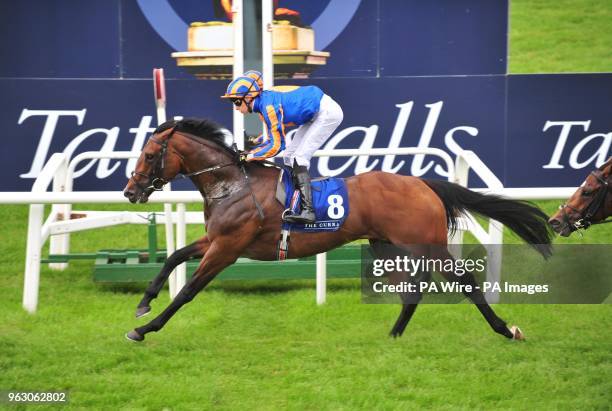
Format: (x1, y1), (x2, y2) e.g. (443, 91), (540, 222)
(558, 169), (611, 232)
(129, 127), (235, 192)
(129, 126), (264, 221)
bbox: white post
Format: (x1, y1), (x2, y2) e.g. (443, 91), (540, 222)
(485, 220), (504, 303)
(153, 68), (167, 125)
(23, 204), (44, 313)
(175, 203), (187, 294)
(316, 253), (326, 305)
(232, 0), (245, 149)
(262, 0), (274, 142)
(453, 150), (505, 303)
(262, 0), (274, 89)
(448, 154), (470, 245)
(23, 153), (68, 313)
(49, 161), (69, 270)
(153, 68), (177, 299)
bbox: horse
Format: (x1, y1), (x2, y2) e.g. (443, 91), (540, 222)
(548, 157), (612, 236)
(123, 118), (553, 342)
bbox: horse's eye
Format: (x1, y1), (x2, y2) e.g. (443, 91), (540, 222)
(582, 189), (593, 196)
(145, 153), (154, 161)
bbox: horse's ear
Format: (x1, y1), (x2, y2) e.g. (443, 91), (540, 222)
(600, 156), (612, 171)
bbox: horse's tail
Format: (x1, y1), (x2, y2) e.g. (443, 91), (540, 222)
(423, 179), (553, 258)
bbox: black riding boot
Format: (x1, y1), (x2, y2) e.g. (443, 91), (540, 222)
(284, 163), (316, 224)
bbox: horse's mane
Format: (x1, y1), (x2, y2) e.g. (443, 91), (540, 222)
(155, 118), (236, 156)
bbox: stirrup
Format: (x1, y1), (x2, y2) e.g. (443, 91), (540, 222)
(283, 210), (315, 224)
(281, 208), (294, 220)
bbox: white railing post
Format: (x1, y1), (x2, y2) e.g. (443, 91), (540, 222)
(163, 186), (176, 300)
(485, 221), (504, 303)
(49, 158), (69, 270)
(448, 154), (470, 247)
(232, 0), (245, 149)
(454, 150), (505, 303)
(23, 204), (44, 313)
(23, 153), (68, 313)
(262, 0), (274, 88)
(174, 203), (187, 296)
(316, 253), (326, 305)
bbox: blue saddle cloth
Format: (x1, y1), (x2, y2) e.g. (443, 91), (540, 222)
(279, 168), (349, 232)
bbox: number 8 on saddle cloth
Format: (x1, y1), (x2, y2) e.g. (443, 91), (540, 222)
(276, 167), (350, 232)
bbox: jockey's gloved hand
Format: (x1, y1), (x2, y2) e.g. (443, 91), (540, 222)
(238, 151), (249, 163)
(244, 133), (264, 150)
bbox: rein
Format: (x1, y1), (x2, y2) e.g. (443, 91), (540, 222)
(178, 163), (235, 178)
(234, 144), (265, 222)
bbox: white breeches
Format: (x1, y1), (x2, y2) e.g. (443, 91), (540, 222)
(283, 94), (343, 168)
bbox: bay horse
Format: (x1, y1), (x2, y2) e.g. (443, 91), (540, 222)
(548, 157), (612, 236)
(123, 118), (553, 342)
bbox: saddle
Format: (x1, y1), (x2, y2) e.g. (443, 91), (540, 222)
(274, 166), (350, 259)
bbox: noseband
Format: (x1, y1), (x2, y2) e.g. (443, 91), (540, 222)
(558, 169), (611, 232)
(130, 132), (178, 192)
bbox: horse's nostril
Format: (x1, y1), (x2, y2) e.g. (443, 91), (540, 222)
(124, 190), (134, 199)
(548, 219), (560, 227)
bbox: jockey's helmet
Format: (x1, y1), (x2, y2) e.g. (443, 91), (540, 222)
(243, 70), (264, 89)
(221, 76), (261, 100)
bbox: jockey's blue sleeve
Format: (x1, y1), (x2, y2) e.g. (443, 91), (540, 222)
(246, 86), (323, 161)
(247, 105), (285, 161)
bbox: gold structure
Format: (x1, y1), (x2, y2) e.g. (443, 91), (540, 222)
(171, 21), (330, 79)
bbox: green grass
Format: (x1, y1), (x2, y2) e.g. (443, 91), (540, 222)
(0, 202), (610, 409)
(3, 3), (612, 409)
(509, 0), (612, 73)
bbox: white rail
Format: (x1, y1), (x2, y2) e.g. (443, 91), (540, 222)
(0, 187), (577, 204)
(5, 148), (578, 313)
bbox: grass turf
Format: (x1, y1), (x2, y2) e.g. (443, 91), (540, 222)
(0, 202), (610, 409)
(509, 0), (612, 73)
(3, 1), (612, 408)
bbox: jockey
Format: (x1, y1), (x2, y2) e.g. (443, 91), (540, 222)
(221, 70), (343, 224)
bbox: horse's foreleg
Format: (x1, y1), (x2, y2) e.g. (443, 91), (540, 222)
(135, 237), (210, 318)
(126, 241), (235, 342)
(390, 299), (420, 338)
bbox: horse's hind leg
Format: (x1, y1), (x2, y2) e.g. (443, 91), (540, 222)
(389, 284), (425, 338)
(135, 236), (210, 318)
(432, 247), (518, 340)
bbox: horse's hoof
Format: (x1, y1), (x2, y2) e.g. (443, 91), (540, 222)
(135, 306), (151, 318)
(510, 325), (525, 341)
(389, 329), (402, 339)
(125, 330), (145, 342)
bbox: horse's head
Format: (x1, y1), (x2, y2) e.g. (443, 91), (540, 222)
(548, 157), (612, 236)
(123, 127), (184, 203)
